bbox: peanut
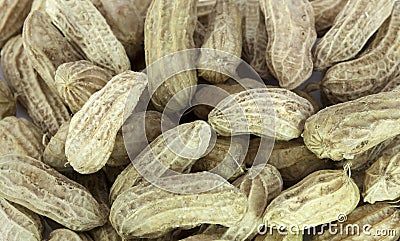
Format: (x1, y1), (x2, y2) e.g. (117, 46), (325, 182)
(262, 138), (332, 184)
(46, 0), (130, 74)
(109, 120), (213, 203)
(197, 0), (242, 84)
(303, 90), (400, 161)
(311, 0), (349, 36)
(90, 0), (152, 60)
(0, 0), (32, 47)
(363, 136), (400, 204)
(0, 154), (108, 231)
(262, 169), (360, 230)
(260, 0), (316, 89)
(192, 78), (264, 120)
(110, 173), (247, 239)
(48, 229), (94, 241)
(210, 165), (283, 241)
(0, 116), (45, 160)
(1, 35), (71, 136)
(208, 88), (315, 141)
(321, 2), (400, 103)
(65, 71), (147, 174)
(144, 0), (197, 111)
(43, 121), (72, 171)
(0, 197), (43, 241)
(191, 137), (246, 181)
(313, 0), (395, 70)
(22, 10), (84, 96)
(334, 136), (395, 171)
(238, 0), (272, 80)
(0, 79), (16, 119)
(89, 223), (122, 241)
(120, 110), (175, 161)
(54, 60), (111, 114)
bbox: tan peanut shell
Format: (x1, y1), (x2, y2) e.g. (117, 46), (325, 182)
(334, 136), (395, 171)
(192, 78), (264, 120)
(0, 197), (43, 241)
(89, 222), (122, 241)
(144, 0), (197, 111)
(258, 138), (332, 184)
(255, 232), (303, 241)
(22, 10), (84, 96)
(91, 0), (152, 60)
(363, 136), (400, 204)
(268, 139), (320, 169)
(110, 173), (248, 239)
(0, 116), (45, 160)
(0, 0), (32, 47)
(303, 90), (400, 161)
(120, 110), (175, 161)
(313, 0), (395, 70)
(43, 121), (71, 171)
(54, 60), (111, 113)
(67, 171), (110, 215)
(321, 2), (400, 103)
(311, 203), (400, 241)
(262, 169), (360, 230)
(382, 75), (400, 92)
(48, 229), (94, 241)
(0, 154), (108, 231)
(238, 0), (272, 80)
(1, 35), (70, 136)
(208, 88), (315, 141)
(217, 165), (283, 241)
(260, 0), (316, 89)
(0, 79), (16, 119)
(46, 0), (130, 74)
(66, 71), (147, 174)
(109, 121), (213, 203)
(197, 0), (242, 84)
(311, 0), (349, 35)
(191, 137), (246, 181)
